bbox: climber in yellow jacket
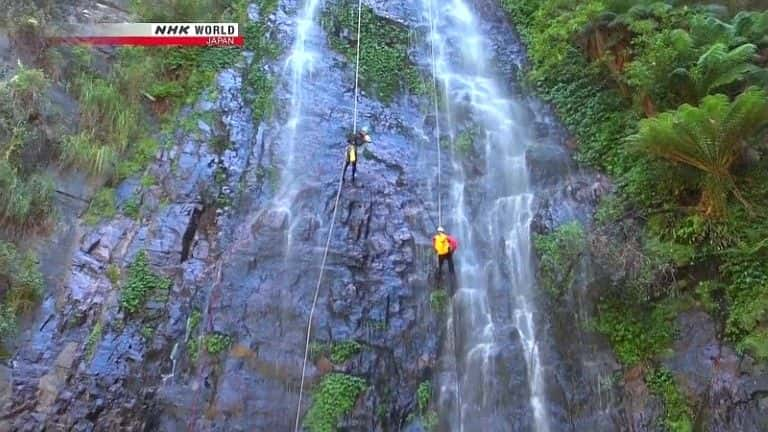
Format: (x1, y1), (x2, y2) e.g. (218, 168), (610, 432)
(343, 129), (371, 184)
(433, 226), (458, 280)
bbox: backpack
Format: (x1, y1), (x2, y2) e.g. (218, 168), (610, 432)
(448, 236), (458, 252)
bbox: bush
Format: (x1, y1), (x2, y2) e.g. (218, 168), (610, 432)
(646, 368), (693, 432)
(304, 373), (367, 432)
(83, 188), (117, 225)
(595, 299), (677, 366)
(330, 341), (361, 364)
(534, 221), (586, 297)
(203, 332), (232, 355)
(323, 1), (423, 103)
(430, 290), (448, 313)
(120, 251), (172, 314)
(0, 241), (44, 345)
(85, 322), (103, 359)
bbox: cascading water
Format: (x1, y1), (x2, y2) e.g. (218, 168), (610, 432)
(421, 0), (550, 430)
(276, 0), (325, 253)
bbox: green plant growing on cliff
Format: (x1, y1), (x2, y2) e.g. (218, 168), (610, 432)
(0, 242), (44, 314)
(83, 188), (117, 225)
(534, 221), (586, 297)
(203, 332), (232, 355)
(330, 340), (362, 364)
(430, 290), (448, 313)
(85, 322), (103, 359)
(106, 264), (121, 286)
(454, 129), (475, 157)
(629, 88), (768, 219)
(414, 380), (437, 431)
(0, 241), (43, 347)
(323, 1), (423, 103)
(646, 368), (693, 432)
(122, 194), (141, 220)
(595, 299), (677, 366)
(304, 373), (367, 432)
(120, 251), (172, 314)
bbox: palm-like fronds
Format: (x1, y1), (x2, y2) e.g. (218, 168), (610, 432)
(629, 87), (768, 218)
(671, 42), (761, 103)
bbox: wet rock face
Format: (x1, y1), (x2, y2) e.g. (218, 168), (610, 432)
(664, 311), (768, 432)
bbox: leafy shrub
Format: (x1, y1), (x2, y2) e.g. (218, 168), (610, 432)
(323, 1), (423, 102)
(203, 332), (232, 355)
(120, 251), (172, 314)
(534, 221), (586, 297)
(85, 322), (103, 359)
(106, 264), (121, 285)
(122, 195), (141, 220)
(0, 242), (43, 345)
(304, 373), (367, 432)
(330, 341), (361, 364)
(646, 368), (693, 432)
(83, 188), (117, 225)
(417, 380), (431, 413)
(595, 299), (676, 366)
(430, 290), (448, 313)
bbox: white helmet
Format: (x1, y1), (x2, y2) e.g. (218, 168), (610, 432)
(437, 226), (445, 233)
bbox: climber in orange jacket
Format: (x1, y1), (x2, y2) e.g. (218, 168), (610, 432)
(433, 226), (457, 280)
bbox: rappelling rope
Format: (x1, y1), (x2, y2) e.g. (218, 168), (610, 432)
(427, 0), (442, 227)
(293, 0), (365, 429)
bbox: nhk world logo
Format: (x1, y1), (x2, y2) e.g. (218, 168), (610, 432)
(49, 23), (243, 47)
(151, 23), (238, 36)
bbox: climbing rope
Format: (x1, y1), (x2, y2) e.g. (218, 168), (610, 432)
(293, 0), (365, 429)
(427, 0), (442, 227)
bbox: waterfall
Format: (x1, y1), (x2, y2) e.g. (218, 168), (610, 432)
(420, 0), (550, 430)
(277, 0), (326, 255)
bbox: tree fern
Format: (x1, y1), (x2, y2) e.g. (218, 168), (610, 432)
(672, 42), (761, 103)
(629, 87), (768, 218)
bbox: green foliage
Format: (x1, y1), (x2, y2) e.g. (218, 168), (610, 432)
(323, 1), (423, 102)
(0, 305), (17, 344)
(120, 251), (172, 314)
(188, 337), (200, 363)
(83, 188), (117, 225)
(430, 289), (449, 313)
(310, 340), (362, 364)
(140, 174), (156, 188)
(203, 332), (232, 355)
(330, 340), (361, 364)
(85, 322), (103, 359)
(246, 68), (275, 123)
(187, 308), (202, 335)
(629, 88), (768, 218)
(454, 129), (475, 157)
(534, 221), (586, 297)
(417, 380), (431, 413)
(0, 65), (55, 228)
(0, 241), (43, 345)
(122, 195), (141, 220)
(0, 162), (54, 228)
(671, 42), (763, 104)
(415, 380), (437, 431)
(594, 195), (626, 226)
(60, 132), (116, 177)
(106, 264), (121, 285)
(304, 373), (367, 432)
(595, 298), (677, 366)
(186, 309), (202, 362)
(141, 325), (155, 341)
(646, 368), (693, 432)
